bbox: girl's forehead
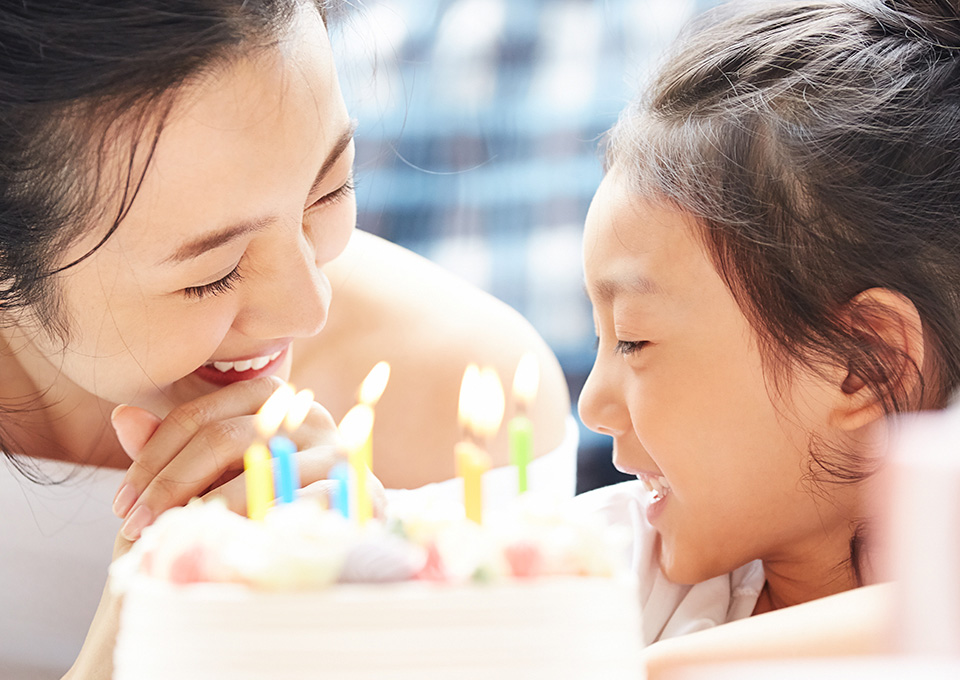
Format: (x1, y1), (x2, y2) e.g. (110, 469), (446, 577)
(584, 172), (726, 306)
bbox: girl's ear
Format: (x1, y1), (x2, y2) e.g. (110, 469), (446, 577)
(832, 288), (925, 432)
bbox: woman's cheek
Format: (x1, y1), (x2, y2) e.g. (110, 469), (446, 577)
(311, 201), (356, 266)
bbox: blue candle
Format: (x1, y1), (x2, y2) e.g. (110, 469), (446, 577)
(268, 435), (299, 504)
(328, 461), (350, 517)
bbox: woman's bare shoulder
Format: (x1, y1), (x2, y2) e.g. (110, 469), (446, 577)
(291, 230), (570, 488)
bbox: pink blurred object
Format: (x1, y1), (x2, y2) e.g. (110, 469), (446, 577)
(884, 410), (960, 657)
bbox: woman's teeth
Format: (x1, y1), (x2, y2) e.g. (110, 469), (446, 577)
(640, 475), (671, 502)
(208, 350), (282, 373)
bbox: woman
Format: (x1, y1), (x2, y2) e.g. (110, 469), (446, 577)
(0, 2), (570, 676)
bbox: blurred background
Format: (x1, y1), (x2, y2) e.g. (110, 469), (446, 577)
(332, 0), (722, 494)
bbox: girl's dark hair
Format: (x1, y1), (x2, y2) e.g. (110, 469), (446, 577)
(0, 1), (329, 474)
(608, 0), (960, 582)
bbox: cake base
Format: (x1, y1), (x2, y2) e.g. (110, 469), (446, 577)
(113, 576), (642, 679)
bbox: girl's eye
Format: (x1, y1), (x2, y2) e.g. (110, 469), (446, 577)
(308, 175), (355, 210)
(183, 265), (243, 300)
(615, 340), (648, 356)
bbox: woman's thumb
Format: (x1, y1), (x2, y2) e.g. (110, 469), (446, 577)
(111, 405), (162, 460)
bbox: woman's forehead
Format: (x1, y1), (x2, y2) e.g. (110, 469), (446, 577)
(75, 15), (347, 264)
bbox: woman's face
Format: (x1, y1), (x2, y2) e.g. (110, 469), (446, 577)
(7, 9), (355, 417)
(579, 169), (855, 584)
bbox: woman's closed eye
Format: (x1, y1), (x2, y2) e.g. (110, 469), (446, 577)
(308, 175), (355, 211)
(183, 265), (243, 300)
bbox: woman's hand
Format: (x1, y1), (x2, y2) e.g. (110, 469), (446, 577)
(110, 376), (355, 540)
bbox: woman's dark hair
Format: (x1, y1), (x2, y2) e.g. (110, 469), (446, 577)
(0, 0), (330, 474)
(608, 0), (960, 582)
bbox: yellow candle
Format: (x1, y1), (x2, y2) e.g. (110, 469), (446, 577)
(455, 365), (503, 524)
(243, 442), (273, 521)
(339, 404), (375, 524)
(245, 383), (296, 520)
(456, 440), (490, 523)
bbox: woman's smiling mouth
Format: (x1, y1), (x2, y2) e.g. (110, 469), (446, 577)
(193, 346), (288, 385)
(207, 350), (282, 373)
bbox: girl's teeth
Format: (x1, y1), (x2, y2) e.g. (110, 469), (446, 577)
(641, 475), (671, 502)
(209, 351), (282, 373)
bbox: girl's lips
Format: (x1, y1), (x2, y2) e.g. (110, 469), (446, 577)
(193, 345), (289, 386)
(634, 472), (672, 525)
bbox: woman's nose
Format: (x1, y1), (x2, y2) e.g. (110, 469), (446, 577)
(236, 235), (330, 340)
(578, 353), (630, 438)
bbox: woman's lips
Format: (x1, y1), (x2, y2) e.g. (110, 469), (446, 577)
(193, 346), (288, 386)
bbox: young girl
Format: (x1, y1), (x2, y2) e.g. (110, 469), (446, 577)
(577, 0), (959, 672)
(0, 2), (571, 677)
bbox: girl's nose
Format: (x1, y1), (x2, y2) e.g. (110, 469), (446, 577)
(578, 353), (630, 438)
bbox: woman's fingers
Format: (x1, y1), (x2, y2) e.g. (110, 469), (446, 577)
(119, 415), (258, 539)
(114, 377), (282, 518)
(288, 401), (340, 450)
(201, 444), (345, 516)
(111, 405), (162, 460)
(114, 383), (346, 539)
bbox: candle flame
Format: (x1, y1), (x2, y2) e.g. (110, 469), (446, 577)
(338, 404), (375, 451)
(254, 383), (296, 438)
(473, 367), (505, 440)
(512, 352), (540, 407)
(458, 364), (480, 431)
(359, 361), (391, 406)
(284, 388), (314, 431)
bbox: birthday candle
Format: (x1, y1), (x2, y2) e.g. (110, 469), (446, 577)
(243, 442), (273, 521)
(359, 361), (390, 408)
(268, 388), (314, 504)
(328, 460), (350, 517)
(456, 441), (490, 523)
(246, 383), (296, 520)
(269, 435), (298, 504)
(455, 365), (503, 523)
(509, 353), (539, 494)
(338, 403), (375, 524)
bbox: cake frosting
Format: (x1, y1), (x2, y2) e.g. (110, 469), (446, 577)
(111, 493), (643, 679)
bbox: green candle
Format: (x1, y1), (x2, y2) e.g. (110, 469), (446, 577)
(509, 414), (533, 493)
(509, 353), (540, 495)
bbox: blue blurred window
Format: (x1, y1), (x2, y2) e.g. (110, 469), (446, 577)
(334, 0), (722, 491)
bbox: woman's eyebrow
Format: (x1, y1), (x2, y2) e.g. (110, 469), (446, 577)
(160, 120), (358, 266)
(306, 119), (358, 197)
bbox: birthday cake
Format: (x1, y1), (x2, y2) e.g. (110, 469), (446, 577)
(110, 494), (642, 679)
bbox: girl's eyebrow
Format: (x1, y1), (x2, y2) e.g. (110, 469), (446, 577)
(160, 119), (358, 266)
(584, 275), (663, 306)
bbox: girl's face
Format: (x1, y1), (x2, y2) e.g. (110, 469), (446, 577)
(6, 9), (355, 417)
(579, 170), (856, 584)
